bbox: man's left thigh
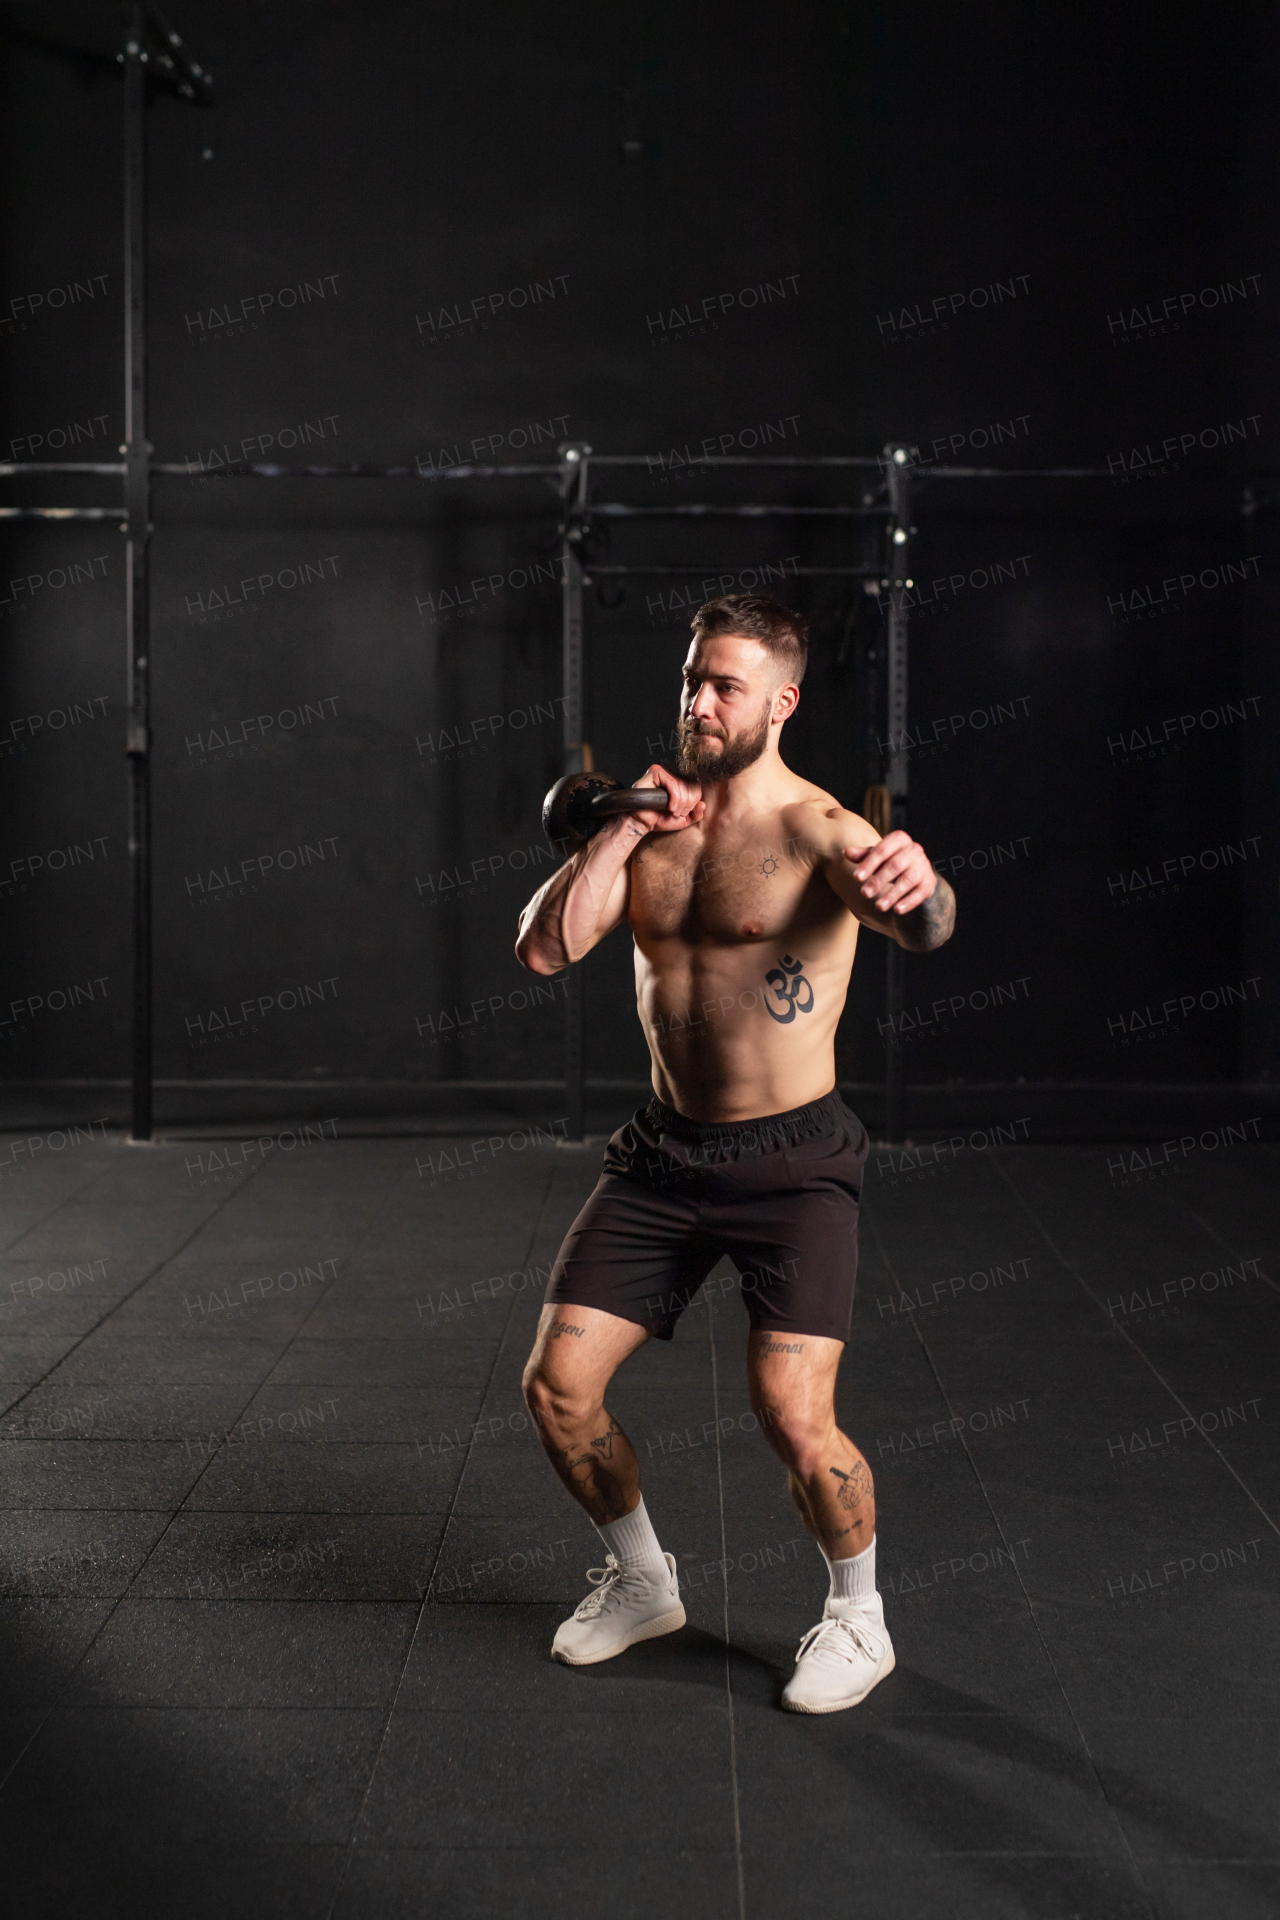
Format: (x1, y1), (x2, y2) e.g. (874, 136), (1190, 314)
(714, 1181), (861, 1344)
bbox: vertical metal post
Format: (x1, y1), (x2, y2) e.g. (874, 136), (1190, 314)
(124, 7), (153, 1142)
(882, 445), (912, 1143)
(559, 444), (591, 1141)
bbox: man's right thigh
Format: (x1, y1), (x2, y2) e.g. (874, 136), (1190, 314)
(542, 1171), (718, 1343)
(524, 1302), (651, 1410)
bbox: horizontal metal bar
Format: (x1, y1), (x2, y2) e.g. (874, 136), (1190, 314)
(149, 461), (564, 480)
(911, 464), (1115, 479)
(588, 504), (890, 519)
(0, 506), (127, 520)
(0, 462), (127, 476)
(0, 457), (1128, 487)
(584, 563), (882, 577)
(585, 455), (884, 469)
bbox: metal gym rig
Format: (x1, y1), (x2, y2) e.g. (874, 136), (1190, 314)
(4, 4), (1128, 1145)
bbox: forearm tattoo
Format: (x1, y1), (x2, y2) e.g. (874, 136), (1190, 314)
(899, 876), (956, 951)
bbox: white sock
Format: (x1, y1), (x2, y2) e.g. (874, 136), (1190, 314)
(829, 1534), (876, 1607)
(595, 1496), (670, 1585)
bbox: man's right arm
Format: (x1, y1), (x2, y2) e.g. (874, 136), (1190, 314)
(515, 762), (703, 976)
(515, 817), (644, 976)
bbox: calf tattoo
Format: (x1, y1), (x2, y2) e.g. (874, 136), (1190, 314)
(550, 1441), (626, 1521)
(829, 1460), (873, 1511)
(590, 1416), (622, 1460)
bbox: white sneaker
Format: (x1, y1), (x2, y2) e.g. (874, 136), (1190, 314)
(551, 1551), (686, 1666)
(781, 1593), (895, 1714)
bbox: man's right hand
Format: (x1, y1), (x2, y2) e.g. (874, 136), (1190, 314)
(629, 763), (704, 835)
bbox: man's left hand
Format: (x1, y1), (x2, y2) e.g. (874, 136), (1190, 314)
(844, 832), (937, 916)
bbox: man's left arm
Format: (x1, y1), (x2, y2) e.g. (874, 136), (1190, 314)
(815, 814), (956, 952)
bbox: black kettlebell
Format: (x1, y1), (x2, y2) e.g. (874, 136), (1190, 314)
(542, 772), (671, 852)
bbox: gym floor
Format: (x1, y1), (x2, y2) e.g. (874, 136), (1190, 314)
(1, 1124), (1276, 1919)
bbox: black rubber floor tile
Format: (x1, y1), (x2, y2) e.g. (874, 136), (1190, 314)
(978, 1470), (1274, 1608)
(398, 1600), (729, 1712)
(0, 1510), (171, 1596)
(46, 1333), (287, 1386)
(734, 1699), (1125, 1858)
(236, 1382), (484, 1443)
(278, 1291), (442, 1340)
(1032, 1590), (1280, 1722)
(913, 1325), (1145, 1415)
(414, 1432), (545, 1510)
(8, 1216), (212, 1258)
(0, 1438), (204, 1508)
(264, 1335), (503, 1387)
(665, 1517), (823, 1612)
(868, 1520), (1040, 1620)
(0, 1709), (44, 1775)
(69, 1599), (419, 1707)
(1141, 1862), (1280, 1919)
(738, 1846), (1150, 1920)
(184, 1438), (455, 1513)
(0, 1378), (249, 1440)
(0, 1336), (82, 1387)
(0, 1297), (120, 1342)
(405, 1298), (522, 1341)
(0, 1598), (114, 1704)
(426, 1516), (595, 1603)
(1120, 1323), (1280, 1402)
(6, 1838), (347, 1920)
(104, 1290), (322, 1340)
(133, 1512), (446, 1600)
(1, 1706), (383, 1844)
(618, 1398), (766, 1515)
(1086, 1718), (1280, 1862)
(333, 1843), (741, 1920)
(839, 1326), (959, 1397)
(356, 1706), (734, 1849)
(1100, 1410), (1277, 1519)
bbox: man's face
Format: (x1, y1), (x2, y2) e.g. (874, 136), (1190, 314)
(675, 632), (786, 783)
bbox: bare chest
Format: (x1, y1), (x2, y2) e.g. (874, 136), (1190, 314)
(630, 830), (817, 946)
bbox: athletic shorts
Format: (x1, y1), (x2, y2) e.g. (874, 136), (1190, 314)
(545, 1089), (870, 1343)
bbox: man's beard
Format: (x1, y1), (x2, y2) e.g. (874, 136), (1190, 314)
(675, 703), (772, 783)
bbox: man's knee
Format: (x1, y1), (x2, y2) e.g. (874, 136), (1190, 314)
(759, 1408), (831, 1476)
(523, 1360), (593, 1436)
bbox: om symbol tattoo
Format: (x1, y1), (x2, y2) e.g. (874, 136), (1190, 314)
(764, 953), (814, 1024)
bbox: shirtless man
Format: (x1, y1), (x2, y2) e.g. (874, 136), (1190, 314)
(515, 593), (955, 1713)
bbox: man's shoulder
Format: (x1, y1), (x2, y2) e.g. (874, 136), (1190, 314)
(779, 789), (881, 863)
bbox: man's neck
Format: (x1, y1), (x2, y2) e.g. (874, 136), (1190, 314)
(696, 741), (793, 828)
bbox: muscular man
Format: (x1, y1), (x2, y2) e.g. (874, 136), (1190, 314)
(515, 593), (955, 1713)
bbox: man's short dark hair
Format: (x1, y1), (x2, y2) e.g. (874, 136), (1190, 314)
(691, 593), (808, 687)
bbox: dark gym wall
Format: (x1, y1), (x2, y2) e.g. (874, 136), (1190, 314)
(2, 1), (1275, 1122)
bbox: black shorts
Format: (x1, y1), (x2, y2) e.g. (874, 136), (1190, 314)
(545, 1089), (870, 1343)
